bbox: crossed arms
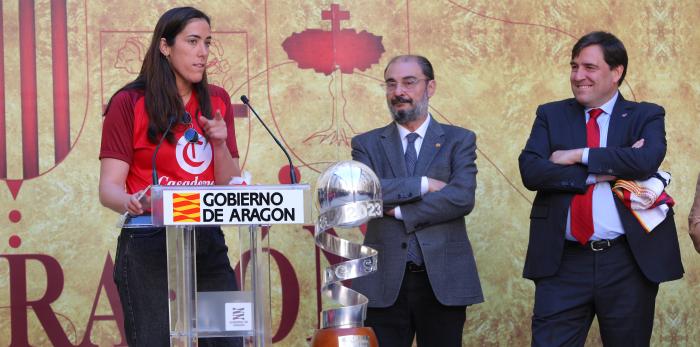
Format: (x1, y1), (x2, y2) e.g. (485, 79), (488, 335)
(351, 129), (477, 233)
(518, 103), (667, 194)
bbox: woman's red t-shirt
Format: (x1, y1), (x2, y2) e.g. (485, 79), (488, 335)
(100, 85), (239, 195)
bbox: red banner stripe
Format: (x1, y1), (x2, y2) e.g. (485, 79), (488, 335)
(173, 193), (199, 200)
(173, 195), (199, 200)
(173, 199), (199, 208)
(52, 0), (70, 164)
(20, 0), (38, 178)
(0, 4), (6, 178)
(173, 197), (200, 206)
(173, 215), (200, 222)
(173, 211), (201, 217)
(173, 207), (201, 215)
(173, 204), (199, 212)
(173, 215), (201, 222)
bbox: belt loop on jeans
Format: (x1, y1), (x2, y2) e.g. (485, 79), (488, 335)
(406, 262), (425, 272)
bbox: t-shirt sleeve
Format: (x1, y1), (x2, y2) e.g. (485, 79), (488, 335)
(210, 86), (240, 158)
(99, 90), (135, 164)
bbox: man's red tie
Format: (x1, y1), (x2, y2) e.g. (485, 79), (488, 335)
(571, 108), (603, 244)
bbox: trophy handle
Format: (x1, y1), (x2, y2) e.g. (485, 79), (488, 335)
(310, 326), (379, 347)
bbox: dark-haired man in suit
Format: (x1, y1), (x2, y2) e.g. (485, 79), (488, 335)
(351, 55), (483, 347)
(519, 31), (683, 346)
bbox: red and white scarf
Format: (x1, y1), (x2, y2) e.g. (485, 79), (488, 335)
(612, 171), (674, 233)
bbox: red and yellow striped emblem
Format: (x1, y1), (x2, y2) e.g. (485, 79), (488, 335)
(172, 193), (201, 223)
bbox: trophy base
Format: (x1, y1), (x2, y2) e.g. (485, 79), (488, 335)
(310, 326), (379, 347)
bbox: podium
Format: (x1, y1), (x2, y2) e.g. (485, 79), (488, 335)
(129, 184), (311, 347)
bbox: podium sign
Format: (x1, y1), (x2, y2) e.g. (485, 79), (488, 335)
(152, 185), (311, 226)
(147, 184), (311, 347)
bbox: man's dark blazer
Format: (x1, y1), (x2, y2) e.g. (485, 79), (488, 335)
(518, 94), (683, 283)
(350, 117), (484, 307)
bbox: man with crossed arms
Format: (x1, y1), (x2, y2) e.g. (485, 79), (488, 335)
(351, 55), (483, 346)
(519, 31), (683, 346)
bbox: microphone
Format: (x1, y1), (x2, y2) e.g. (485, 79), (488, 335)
(240, 95), (297, 184)
(182, 112), (199, 143)
(152, 115), (177, 185)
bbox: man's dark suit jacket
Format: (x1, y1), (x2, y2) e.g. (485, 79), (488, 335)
(351, 118), (484, 307)
(518, 94), (683, 283)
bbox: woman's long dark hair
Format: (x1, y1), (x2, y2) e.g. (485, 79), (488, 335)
(104, 7), (213, 144)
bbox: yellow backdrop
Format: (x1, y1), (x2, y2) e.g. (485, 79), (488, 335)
(1, 1), (699, 346)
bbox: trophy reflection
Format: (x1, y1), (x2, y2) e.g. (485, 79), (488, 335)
(311, 160), (383, 347)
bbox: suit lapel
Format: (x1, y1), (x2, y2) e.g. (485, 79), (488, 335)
(414, 119), (444, 175)
(606, 95), (634, 147)
(380, 124), (407, 177)
(568, 99), (587, 148)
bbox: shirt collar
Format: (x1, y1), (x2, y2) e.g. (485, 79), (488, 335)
(397, 114), (431, 140)
(585, 91), (619, 116)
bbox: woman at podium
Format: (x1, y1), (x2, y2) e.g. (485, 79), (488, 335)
(98, 6), (241, 346)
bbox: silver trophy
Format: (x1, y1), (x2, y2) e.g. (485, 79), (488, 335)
(311, 160), (383, 347)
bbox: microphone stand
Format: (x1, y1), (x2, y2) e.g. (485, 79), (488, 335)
(240, 95), (297, 184)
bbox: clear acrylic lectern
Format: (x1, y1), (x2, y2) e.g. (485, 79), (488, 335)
(129, 184), (312, 347)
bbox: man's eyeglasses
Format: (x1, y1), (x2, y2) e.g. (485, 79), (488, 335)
(381, 78), (429, 92)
